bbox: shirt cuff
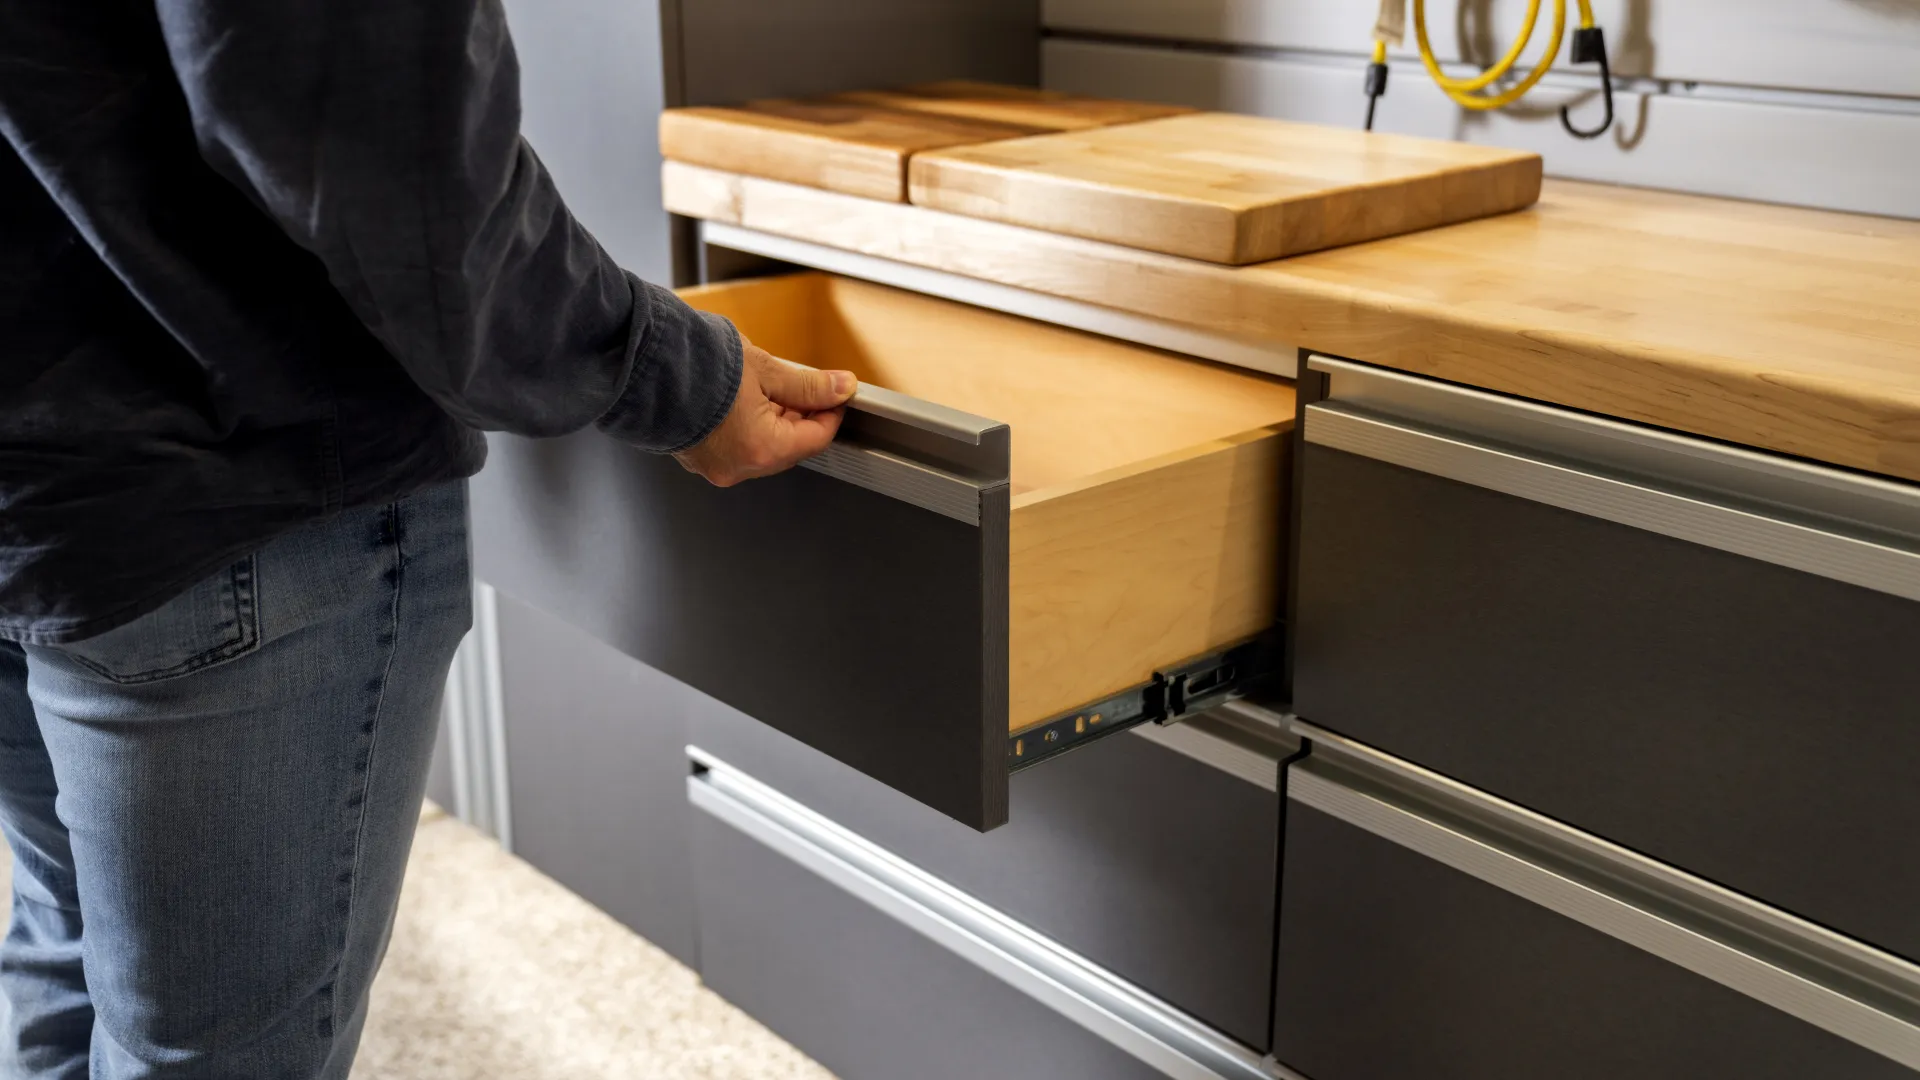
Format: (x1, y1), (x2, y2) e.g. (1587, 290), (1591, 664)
(596, 276), (744, 454)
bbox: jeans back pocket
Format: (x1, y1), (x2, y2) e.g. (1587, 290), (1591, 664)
(60, 556), (262, 684)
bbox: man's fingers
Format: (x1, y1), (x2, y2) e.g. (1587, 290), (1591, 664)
(755, 351), (857, 412)
(771, 406), (845, 463)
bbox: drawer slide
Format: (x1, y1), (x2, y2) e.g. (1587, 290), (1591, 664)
(1008, 635), (1281, 772)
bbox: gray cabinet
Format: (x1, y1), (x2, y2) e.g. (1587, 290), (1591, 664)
(491, 591), (701, 965)
(690, 696), (1292, 1050)
(1292, 355), (1920, 962)
(689, 793), (1172, 1080)
(1272, 729), (1920, 1079)
(1274, 803), (1915, 1080)
(687, 739), (1280, 1080)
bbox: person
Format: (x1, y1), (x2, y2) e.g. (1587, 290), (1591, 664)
(0, 2), (853, 1076)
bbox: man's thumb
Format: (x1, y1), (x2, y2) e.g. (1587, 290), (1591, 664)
(759, 355), (857, 411)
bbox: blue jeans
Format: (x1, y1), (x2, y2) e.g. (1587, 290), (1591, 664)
(0, 480), (472, 1078)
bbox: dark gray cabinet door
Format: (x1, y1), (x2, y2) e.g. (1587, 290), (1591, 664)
(689, 801), (1171, 1080)
(491, 591), (701, 964)
(1291, 357), (1920, 962)
(1273, 800), (1917, 1080)
(690, 698), (1287, 1050)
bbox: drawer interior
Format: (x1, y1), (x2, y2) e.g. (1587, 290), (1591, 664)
(683, 272), (1296, 731)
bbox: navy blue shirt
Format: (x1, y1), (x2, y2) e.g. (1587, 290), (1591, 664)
(0, 1), (742, 644)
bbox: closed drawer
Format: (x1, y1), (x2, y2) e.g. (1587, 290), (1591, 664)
(688, 748), (1278, 1080)
(1273, 727), (1920, 1080)
(690, 692), (1294, 1050)
(1291, 355), (1920, 960)
(474, 272), (1294, 829)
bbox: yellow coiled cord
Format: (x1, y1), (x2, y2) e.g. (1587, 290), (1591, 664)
(1364, 0), (1612, 137)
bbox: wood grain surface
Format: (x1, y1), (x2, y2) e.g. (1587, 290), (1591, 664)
(675, 272), (1296, 729)
(658, 101), (1031, 201)
(667, 160), (1920, 485)
(677, 272), (1298, 495)
(1009, 428), (1287, 729)
(909, 112), (1543, 263)
(826, 80), (1192, 132)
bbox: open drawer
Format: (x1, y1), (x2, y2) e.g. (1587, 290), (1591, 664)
(472, 272), (1294, 829)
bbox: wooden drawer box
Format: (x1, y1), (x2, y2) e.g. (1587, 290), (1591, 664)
(474, 273), (1293, 829)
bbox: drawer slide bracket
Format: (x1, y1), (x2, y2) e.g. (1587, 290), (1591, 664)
(1007, 634), (1281, 772)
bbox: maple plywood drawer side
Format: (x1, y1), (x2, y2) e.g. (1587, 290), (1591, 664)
(656, 272), (1294, 830)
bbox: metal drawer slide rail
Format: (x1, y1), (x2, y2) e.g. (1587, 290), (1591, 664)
(687, 748), (1293, 1080)
(1008, 635), (1282, 773)
(1290, 720), (1920, 1071)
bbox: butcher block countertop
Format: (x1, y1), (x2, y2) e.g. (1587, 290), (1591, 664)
(665, 160), (1920, 485)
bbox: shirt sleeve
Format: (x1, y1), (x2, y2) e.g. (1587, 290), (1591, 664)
(153, 0), (739, 453)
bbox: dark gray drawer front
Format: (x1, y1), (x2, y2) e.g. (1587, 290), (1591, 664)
(492, 592), (700, 965)
(691, 698), (1283, 1050)
(1294, 441), (1920, 961)
(1273, 803), (1917, 1080)
(690, 784), (1202, 1080)
(472, 430), (1009, 829)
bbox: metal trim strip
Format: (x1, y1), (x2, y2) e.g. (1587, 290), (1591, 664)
(700, 221), (1298, 377)
(795, 379), (1010, 526)
(686, 748), (1287, 1080)
(1129, 702), (1298, 792)
(1303, 401), (1920, 602)
(846, 381), (1005, 448)
(1310, 356), (1920, 541)
(798, 441), (994, 524)
(1288, 720), (1920, 1070)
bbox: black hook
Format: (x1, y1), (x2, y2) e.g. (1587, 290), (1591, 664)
(1561, 26), (1614, 139)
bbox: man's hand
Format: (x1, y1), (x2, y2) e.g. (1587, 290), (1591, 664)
(674, 339), (856, 487)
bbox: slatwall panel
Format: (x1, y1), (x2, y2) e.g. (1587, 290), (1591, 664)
(1042, 3), (1920, 219)
(1043, 0), (1920, 98)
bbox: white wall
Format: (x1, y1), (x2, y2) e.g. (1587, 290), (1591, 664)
(1042, 0), (1920, 218)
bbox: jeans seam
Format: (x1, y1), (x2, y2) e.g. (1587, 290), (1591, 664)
(321, 502), (405, 1042)
(64, 555), (262, 685)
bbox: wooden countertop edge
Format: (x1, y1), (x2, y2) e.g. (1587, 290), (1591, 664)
(663, 161), (1920, 485)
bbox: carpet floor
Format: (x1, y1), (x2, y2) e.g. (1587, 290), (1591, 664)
(0, 805), (837, 1079)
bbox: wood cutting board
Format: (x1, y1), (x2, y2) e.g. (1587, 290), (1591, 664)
(658, 100), (1034, 202)
(908, 112), (1545, 264)
(824, 80), (1193, 132)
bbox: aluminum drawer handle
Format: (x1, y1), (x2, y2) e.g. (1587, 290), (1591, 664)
(844, 381), (1000, 446)
(1289, 721), (1920, 1071)
(794, 380), (1010, 526)
(1304, 400), (1920, 602)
